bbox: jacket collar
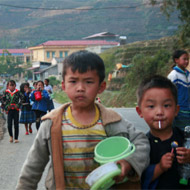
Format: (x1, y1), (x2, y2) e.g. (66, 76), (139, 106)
(174, 66), (189, 77)
(42, 102), (121, 126)
(5, 89), (19, 96)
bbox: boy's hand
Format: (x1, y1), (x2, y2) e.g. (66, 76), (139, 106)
(176, 147), (190, 164)
(114, 159), (132, 183)
(152, 152), (174, 181)
(159, 152), (174, 172)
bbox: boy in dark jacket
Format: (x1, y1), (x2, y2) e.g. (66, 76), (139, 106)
(136, 75), (190, 189)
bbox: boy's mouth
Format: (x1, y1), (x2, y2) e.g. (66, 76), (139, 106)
(76, 96), (85, 100)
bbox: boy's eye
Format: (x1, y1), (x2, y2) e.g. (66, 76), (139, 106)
(147, 105), (154, 108)
(164, 104), (171, 108)
(86, 81), (94, 84)
(69, 80), (76, 83)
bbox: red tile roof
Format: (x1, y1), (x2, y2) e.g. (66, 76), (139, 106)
(38, 40), (119, 46)
(0, 49), (31, 54)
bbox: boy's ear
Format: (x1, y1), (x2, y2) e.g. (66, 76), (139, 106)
(175, 105), (180, 116)
(98, 81), (106, 94)
(62, 81), (65, 91)
(136, 106), (143, 118)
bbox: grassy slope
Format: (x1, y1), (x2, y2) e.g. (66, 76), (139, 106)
(99, 36), (177, 107)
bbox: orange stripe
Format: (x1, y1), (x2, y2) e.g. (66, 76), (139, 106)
(63, 139), (101, 143)
(64, 157), (93, 161)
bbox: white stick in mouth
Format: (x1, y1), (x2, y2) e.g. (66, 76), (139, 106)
(159, 121), (161, 129)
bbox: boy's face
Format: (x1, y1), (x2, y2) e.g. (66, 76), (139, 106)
(62, 68), (106, 108)
(8, 83), (16, 92)
(136, 88), (179, 135)
(44, 80), (48, 86)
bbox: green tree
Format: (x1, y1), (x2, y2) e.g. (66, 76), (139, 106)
(150, 0), (190, 47)
(0, 50), (24, 76)
(118, 49), (172, 106)
(48, 76), (61, 86)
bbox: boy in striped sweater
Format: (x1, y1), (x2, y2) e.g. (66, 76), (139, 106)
(16, 51), (150, 190)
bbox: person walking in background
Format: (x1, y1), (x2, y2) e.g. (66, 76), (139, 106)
(168, 50), (190, 131)
(1, 81), (9, 113)
(30, 80), (50, 130)
(44, 78), (54, 111)
(19, 83), (36, 135)
(16, 50), (150, 190)
(4, 80), (24, 143)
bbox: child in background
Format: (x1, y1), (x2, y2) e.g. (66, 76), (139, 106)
(168, 50), (190, 131)
(30, 80), (50, 130)
(19, 83), (36, 135)
(44, 78), (55, 111)
(136, 75), (190, 189)
(4, 80), (24, 143)
(16, 50), (150, 190)
(32, 81), (37, 91)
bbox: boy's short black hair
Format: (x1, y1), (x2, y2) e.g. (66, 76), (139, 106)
(136, 75), (178, 106)
(173, 50), (188, 63)
(62, 50), (105, 83)
(45, 78), (49, 83)
(8, 80), (16, 86)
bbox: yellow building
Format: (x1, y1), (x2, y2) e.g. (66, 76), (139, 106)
(29, 40), (119, 62)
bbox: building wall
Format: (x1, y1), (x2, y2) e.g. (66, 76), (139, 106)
(31, 46), (86, 62)
(33, 49), (45, 62)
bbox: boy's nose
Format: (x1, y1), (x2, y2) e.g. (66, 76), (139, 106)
(77, 83), (85, 92)
(156, 107), (164, 115)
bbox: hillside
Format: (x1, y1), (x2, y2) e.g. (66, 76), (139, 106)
(99, 36), (178, 107)
(0, 0), (180, 48)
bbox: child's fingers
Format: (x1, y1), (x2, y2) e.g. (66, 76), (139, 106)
(176, 147), (186, 152)
(176, 148), (190, 162)
(176, 155), (187, 164)
(114, 174), (125, 183)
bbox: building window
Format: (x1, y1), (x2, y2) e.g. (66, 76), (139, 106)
(16, 56), (24, 63)
(59, 51), (63, 58)
(52, 51), (55, 58)
(47, 51), (50, 58)
(65, 51), (68, 57)
(26, 56), (30, 63)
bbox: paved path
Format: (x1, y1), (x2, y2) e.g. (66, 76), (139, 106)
(0, 102), (62, 190)
(0, 102), (148, 190)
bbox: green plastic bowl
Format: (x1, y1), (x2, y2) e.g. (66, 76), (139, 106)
(85, 162), (122, 190)
(94, 136), (135, 164)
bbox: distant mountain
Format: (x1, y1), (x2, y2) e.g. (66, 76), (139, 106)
(0, 0), (181, 48)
